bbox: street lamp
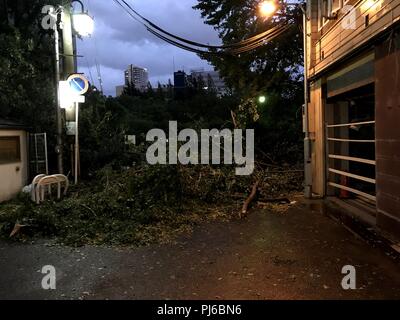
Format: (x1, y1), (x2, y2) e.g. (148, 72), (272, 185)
(72, 13), (94, 37)
(71, 0), (94, 37)
(42, 1), (93, 177)
(258, 95), (267, 104)
(259, 0), (277, 18)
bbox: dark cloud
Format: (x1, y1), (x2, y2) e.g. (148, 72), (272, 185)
(76, 0), (220, 96)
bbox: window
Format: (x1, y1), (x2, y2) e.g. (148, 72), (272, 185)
(318, 0), (343, 28)
(0, 136), (21, 164)
(318, 0), (331, 28)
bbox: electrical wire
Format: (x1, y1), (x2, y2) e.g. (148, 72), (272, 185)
(147, 23), (290, 55)
(113, 0), (214, 54)
(112, 0), (293, 55)
(85, 57), (95, 85)
(146, 28), (214, 55)
(118, 0), (285, 49)
(112, 0), (210, 55)
(229, 25), (292, 54)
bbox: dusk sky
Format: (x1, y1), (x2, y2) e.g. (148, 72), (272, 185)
(76, 0), (221, 96)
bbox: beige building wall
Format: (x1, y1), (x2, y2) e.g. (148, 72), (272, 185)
(0, 130), (28, 202)
(308, 0), (400, 77)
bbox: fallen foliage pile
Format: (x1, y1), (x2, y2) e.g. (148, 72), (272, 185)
(0, 164), (303, 246)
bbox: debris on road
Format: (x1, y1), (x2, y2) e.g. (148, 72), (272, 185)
(240, 181), (260, 218)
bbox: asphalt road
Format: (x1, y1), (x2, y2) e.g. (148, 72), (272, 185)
(1, 200), (400, 300)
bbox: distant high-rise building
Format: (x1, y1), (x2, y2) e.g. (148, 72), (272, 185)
(189, 68), (228, 96)
(173, 70), (188, 98)
(125, 65), (149, 92)
(174, 70), (187, 89)
(116, 85), (125, 97)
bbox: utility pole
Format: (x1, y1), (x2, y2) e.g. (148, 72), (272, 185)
(53, 1), (76, 174)
(62, 2), (79, 181)
(47, 0), (92, 179)
(62, 3), (76, 77)
(54, 10), (63, 174)
(95, 59), (104, 93)
(74, 101), (79, 185)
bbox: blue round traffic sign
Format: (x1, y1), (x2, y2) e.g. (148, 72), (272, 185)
(67, 74), (89, 95)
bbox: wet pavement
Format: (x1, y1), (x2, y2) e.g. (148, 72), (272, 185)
(0, 199), (399, 300)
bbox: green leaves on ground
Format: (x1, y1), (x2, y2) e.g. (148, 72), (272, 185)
(0, 165), (244, 246)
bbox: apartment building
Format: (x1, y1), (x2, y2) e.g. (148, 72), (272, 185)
(306, 0), (400, 240)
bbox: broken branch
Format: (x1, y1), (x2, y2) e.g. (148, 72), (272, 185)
(240, 180), (260, 218)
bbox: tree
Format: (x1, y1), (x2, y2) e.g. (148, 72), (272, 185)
(146, 81), (154, 97)
(196, 74), (206, 92)
(167, 79), (174, 99)
(123, 81), (142, 97)
(193, 0), (305, 162)
(207, 74), (217, 95)
(193, 1), (303, 95)
(0, 0), (58, 133)
(0, 0), (61, 170)
(156, 82), (165, 100)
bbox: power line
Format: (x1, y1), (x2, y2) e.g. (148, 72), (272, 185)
(85, 57), (95, 85)
(112, 0), (292, 55)
(119, 0), (283, 49)
(113, 0), (211, 55)
(229, 26), (292, 54)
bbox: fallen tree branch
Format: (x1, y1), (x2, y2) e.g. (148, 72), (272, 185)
(9, 223), (27, 238)
(240, 180), (260, 218)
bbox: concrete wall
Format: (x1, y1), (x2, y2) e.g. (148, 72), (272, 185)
(0, 130), (28, 202)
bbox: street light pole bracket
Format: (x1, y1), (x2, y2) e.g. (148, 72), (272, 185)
(71, 0), (85, 13)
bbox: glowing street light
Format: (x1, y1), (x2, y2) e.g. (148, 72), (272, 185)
(259, 0), (277, 18)
(258, 95), (267, 103)
(72, 13), (94, 37)
(72, 0), (94, 37)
